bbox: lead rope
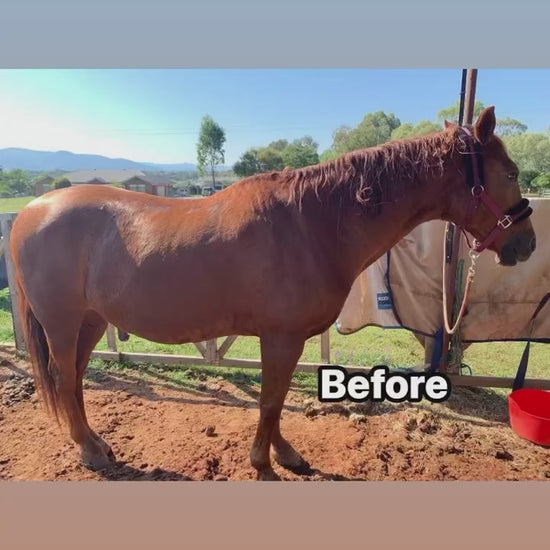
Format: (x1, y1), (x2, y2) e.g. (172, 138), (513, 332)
(449, 259), (465, 367)
(442, 222), (479, 334)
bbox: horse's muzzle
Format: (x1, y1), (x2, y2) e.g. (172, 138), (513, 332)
(498, 232), (536, 266)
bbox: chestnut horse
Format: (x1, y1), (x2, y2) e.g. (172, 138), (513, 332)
(10, 107), (535, 480)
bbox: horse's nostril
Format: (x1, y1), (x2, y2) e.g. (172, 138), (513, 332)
(531, 237), (536, 252)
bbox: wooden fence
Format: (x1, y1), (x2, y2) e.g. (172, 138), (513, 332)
(2, 210), (549, 391)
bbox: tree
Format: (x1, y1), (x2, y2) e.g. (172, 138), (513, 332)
(495, 117), (528, 137)
(332, 125), (355, 154)
(257, 147), (285, 172)
(519, 170), (540, 192)
(319, 149), (339, 162)
(233, 146), (285, 177)
(0, 169), (32, 196)
(294, 135), (318, 149)
(391, 120), (443, 140)
(281, 138), (319, 169)
(233, 149), (262, 177)
(502, 133), (550, 173)
(331, 111), (401, 154)
(268, 139), (289, 152)
(531, 173), (550, 190)
(197, 115), (226, 186)
(233, 135), (320, 176)
(53, 177), (72, 189)
(437, 100), (485, 123)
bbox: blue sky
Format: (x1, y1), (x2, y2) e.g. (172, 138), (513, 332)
(0, 69), (549, 166)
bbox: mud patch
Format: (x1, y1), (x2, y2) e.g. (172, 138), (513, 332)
(1, 374), (35, 407)
(1, 347), (549, 481)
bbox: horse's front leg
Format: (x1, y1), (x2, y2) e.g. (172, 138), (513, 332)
(251, 333), (305, 481)
(271, 417), (310, 473)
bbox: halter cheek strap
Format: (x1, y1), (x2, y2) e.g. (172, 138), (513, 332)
(443, 128), (534, 335)
(459, 127), (532, 253)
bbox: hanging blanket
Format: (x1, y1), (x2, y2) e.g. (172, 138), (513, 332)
(337, 198), (550, 342)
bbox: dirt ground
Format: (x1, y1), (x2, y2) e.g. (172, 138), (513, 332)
(1, 345), (549, 481)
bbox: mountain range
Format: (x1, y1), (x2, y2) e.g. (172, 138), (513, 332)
(0, 148), (208, 172)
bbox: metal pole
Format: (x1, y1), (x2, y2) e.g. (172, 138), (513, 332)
(458, 69), (467, 126)
(440, 69), (478, 373)
(463, 70), (478, 125)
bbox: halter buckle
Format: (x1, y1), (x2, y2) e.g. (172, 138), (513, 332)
(471, 185), (484, 197)
(497, 215), (513, 230)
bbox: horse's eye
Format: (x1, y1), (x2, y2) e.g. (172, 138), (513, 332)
(507, 172), (518, 182)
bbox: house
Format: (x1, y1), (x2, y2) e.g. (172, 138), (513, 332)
(63, 170), (175, 196)
(64, 169), (144, 186)
(188, 185), (202, 196)
(35, 175), (55, 196)
(122, 174), (174, 197)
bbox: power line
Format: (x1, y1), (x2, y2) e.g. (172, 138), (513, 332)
(86, 124), (334, 137)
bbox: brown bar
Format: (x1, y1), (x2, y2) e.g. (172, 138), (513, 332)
(0, 212), (26, 351)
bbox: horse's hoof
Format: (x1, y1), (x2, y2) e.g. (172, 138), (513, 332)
(81, 446), (113, 472)
(280, 457), (314, 476)
(99, 439), (116, 462)
(273, 446), (311, 474)
(257, 468), (281, 481)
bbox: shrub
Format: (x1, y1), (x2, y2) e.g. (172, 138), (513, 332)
(53, 177), (72, 189)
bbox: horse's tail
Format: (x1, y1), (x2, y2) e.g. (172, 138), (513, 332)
(18, 281), (60, 422)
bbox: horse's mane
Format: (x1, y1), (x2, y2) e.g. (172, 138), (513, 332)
(277, 128), (459, 213)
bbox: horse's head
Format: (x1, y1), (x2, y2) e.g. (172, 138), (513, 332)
(446, 106), (536, 266)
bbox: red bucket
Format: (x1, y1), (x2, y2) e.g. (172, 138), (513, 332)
(508, 388), (550, 447)
(508, 293), (550, 446)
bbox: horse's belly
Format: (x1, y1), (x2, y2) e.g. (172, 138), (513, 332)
(87, 237), (346, 343)
(95, 283), (246, 343)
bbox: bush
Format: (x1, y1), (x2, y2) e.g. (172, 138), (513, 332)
(531, 173), (550, 190)
(0, 169), (32, 196)
(53, 177), (72, 189)
(519, 170), (540, 192)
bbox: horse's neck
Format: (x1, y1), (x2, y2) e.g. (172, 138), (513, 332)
(303, 171), (452, 285)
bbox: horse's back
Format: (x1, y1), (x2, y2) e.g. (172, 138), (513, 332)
(11, 182), (342, 341)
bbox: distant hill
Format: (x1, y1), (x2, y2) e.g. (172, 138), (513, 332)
(0, 148), (209, 172)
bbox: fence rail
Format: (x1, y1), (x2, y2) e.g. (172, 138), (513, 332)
(1, 210), (549, 390)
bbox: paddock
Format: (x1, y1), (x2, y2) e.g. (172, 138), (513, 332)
(1, 92), (548, 481)
(0, 200), (549, 481)
(2, 344), (550, 481)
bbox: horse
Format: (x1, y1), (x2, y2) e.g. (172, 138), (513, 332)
(10, 107), (536, 480)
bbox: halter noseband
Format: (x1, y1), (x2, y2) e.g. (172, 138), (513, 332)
(459, 126), (532, 253)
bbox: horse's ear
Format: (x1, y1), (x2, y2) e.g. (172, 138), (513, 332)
(474, 106), (496, 144)
(444, 119), (454, 129)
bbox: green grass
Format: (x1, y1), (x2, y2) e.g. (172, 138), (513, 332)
(0, 196), (35, 213)
(1, 287), (548, 386)
(90, 323), (423, 367)
(0, 289), (15, 342)
(85, 358), (321, 397)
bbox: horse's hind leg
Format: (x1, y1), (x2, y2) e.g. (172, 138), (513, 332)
(46, 318), (112, 471)
(251, 333), (305, 481)
(271, 417), (308, 472)
(75, 312), (114, 461)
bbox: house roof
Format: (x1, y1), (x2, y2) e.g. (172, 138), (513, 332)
(65, 169), (145, 184)
(122, 174), (174, 186)
(64, 170), (174, 186)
